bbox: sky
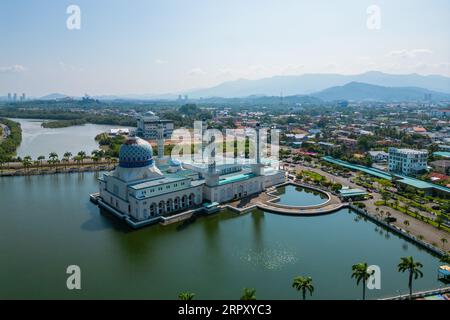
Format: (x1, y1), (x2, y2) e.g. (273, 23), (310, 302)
(0, 0), (449, 97)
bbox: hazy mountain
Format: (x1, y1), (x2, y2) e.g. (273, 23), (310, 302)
(186, 71), (450, 98)
(39, 93), (70, 100)
(312, 82), (450, 102)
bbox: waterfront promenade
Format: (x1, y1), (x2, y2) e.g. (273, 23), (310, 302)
(0, 159), (116, 176)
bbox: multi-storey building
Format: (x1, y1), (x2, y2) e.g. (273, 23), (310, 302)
(388, 148), (428, 175)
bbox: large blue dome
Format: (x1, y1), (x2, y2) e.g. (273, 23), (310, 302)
(119, 137), (154, 168)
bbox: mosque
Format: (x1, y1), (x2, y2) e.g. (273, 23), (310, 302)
(96, 121), (285, 228)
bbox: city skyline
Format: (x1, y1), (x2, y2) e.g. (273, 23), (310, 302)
(1, 0), (449, 96)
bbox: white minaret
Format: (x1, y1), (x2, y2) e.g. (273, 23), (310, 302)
(206, 133), (219, 188)
(157, 121), (164, 159)
(201, 118), (207, 163)
(251, 123), (264, 176)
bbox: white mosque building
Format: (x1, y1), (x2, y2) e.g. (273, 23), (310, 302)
(97, 122), (285, 228)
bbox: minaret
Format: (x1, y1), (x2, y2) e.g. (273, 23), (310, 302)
(206, 133), (219, 188)
(201, 118), (207, 163)
(251, 123), (264, 176)
(157, 121), (165, 160)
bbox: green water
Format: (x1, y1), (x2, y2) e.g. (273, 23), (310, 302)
(0, 173), (444, 300)
(276, 185), (328, 206)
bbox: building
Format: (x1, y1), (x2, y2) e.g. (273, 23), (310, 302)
(7, 93), (11, 101)
(20, 93), (26, 102)
(13, 93), (17, 102)
(136, 111), (174, 139)
(388, 148), (428, 175)
(368, 150), (388, 163)
(430, 160), (450, 175)
(97, 123), (285, 228)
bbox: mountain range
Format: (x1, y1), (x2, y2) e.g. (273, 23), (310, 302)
(185, 71), (450, 98)
(4, 71), (448, 103)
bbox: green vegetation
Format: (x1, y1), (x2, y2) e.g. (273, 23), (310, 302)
(0, 108), (136, 128)
(240, 288), (257, 300)
(292, 276), (314, 300)
(0, 119), (22, 161)
(95, 133), (127, 158)
(178, 292), (195, 300)
(42, 118), (87, 128)
(351, 262), (374, 300)
(397, 256), (423, 299)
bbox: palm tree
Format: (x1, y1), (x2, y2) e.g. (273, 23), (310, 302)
(49, 152), (59, 169)
(351, 263), (373, 300)
(404, 220), (410, 228)
(240, 288), (256, 300)
(37, 155), (45, 168)
(63, 152), (72, 171)
(441, 238), (448, 250)
(292, 276), (314, 300)
(397, 256), (423, 299)
(77, 151), (86, 165)
(178, 292), (195, 300)
(92, 155), (100, 170)
(22, 155), (32, 174)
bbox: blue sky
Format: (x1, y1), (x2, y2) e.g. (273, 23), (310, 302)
(0, 0), (449, 96)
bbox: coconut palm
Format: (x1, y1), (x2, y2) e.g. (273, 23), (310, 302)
(292, 276), (314, 300)
(404, 220), (410, 227)
(37, 155), (45, 168)
(178, 292), (195, 300)
(397, 256), (423, 299)
(77, 151), (87, 165)
(49, 152), (59, 169)
(351, 263), (373, 300)
(22, 155), (32, 174)
(92, 155), (100, 169)
(63, 152), (72, 171)
(240, 288), (257, 300)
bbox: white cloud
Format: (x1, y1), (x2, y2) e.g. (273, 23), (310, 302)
(0, 64), (26, 73)
(188, 68), (206, 76)
(386, 49), (433, 58)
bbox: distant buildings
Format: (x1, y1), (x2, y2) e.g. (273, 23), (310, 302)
(368, 150), (388, 163)
(388, 148), (428, 175)
(136, 111), (174, 140)
(6, 92), (25, 102)
(430, 160), (450, 175)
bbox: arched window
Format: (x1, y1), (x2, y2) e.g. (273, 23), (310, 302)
(189, 193), (195, 206)
(174, 197), (180, 211)
(158, 201), (165, 215)
(181, 195), (187, 208)
(150, 203), (157, 216)
(166, 199), (173, 213)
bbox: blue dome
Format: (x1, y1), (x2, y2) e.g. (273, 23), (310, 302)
(119, 138), (154, 168)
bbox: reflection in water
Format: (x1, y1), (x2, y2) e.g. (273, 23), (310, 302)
(238, 243), (298, 270)
(276, 185), (328, 207)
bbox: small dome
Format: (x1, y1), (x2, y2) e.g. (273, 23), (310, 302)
(119, 137), (154, 168)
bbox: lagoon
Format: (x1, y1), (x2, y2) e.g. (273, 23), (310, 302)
(0, 172), (444, 300)
(10, 118), (131, 159)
